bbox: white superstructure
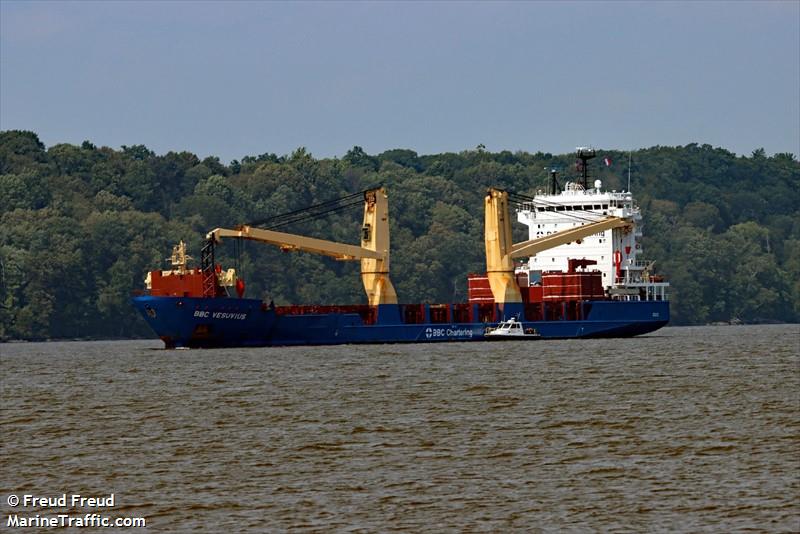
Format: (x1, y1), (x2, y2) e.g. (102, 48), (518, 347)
(515, 155), (668, 302)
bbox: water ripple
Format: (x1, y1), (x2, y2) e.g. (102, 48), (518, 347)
(1, 324), (798, 531)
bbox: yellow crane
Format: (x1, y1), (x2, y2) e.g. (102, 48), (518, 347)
(484, 188), (632, 305)
(206, 188), (398, 306)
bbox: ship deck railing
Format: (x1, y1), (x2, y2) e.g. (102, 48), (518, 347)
(610, 282), (669, 302)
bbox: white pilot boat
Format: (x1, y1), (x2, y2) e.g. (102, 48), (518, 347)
(484, 318), (541, 340)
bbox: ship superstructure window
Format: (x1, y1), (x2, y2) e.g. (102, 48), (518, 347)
(535, 204), (611, 212)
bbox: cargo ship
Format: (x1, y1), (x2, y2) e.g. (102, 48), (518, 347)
(132, 149), (669, 347)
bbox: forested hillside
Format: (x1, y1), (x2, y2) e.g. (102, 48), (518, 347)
(1, 130), (798, 340)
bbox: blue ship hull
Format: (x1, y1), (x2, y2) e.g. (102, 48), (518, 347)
(132, 296), (669, 348)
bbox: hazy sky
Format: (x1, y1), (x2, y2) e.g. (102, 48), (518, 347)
(1, 1), (798, 162)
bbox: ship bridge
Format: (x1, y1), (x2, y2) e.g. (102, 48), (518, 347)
(512, 165), (667, 302)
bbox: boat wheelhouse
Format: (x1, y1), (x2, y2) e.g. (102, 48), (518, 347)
(515, 148), (669, 304)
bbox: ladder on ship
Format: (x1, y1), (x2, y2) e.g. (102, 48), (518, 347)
(200, 239), (216, 298)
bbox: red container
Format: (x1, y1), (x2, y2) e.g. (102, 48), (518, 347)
(542, 271), (603, 301)
(467, 274), (494, 303)
(149, 270), (205, 297)
(526, 285), (543, 303)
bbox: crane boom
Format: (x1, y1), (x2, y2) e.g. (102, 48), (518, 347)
(206, 226), (382, 261)
(206, 187), (397, 306)
(510, 216), (631, 258)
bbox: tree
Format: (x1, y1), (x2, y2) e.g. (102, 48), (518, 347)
(0, 130), (47, 174)
(121, 144), (155, 161)
(343, 145), (378, 170)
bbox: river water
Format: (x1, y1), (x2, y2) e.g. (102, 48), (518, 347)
(1, 325), (798, 532)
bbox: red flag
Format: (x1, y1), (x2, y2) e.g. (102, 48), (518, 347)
(603, 157), (612, 167)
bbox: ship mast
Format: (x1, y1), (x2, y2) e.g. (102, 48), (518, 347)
(627, 151), (632, 192)
(575, 147), (596, 189)
(548, 168), (561, 195)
